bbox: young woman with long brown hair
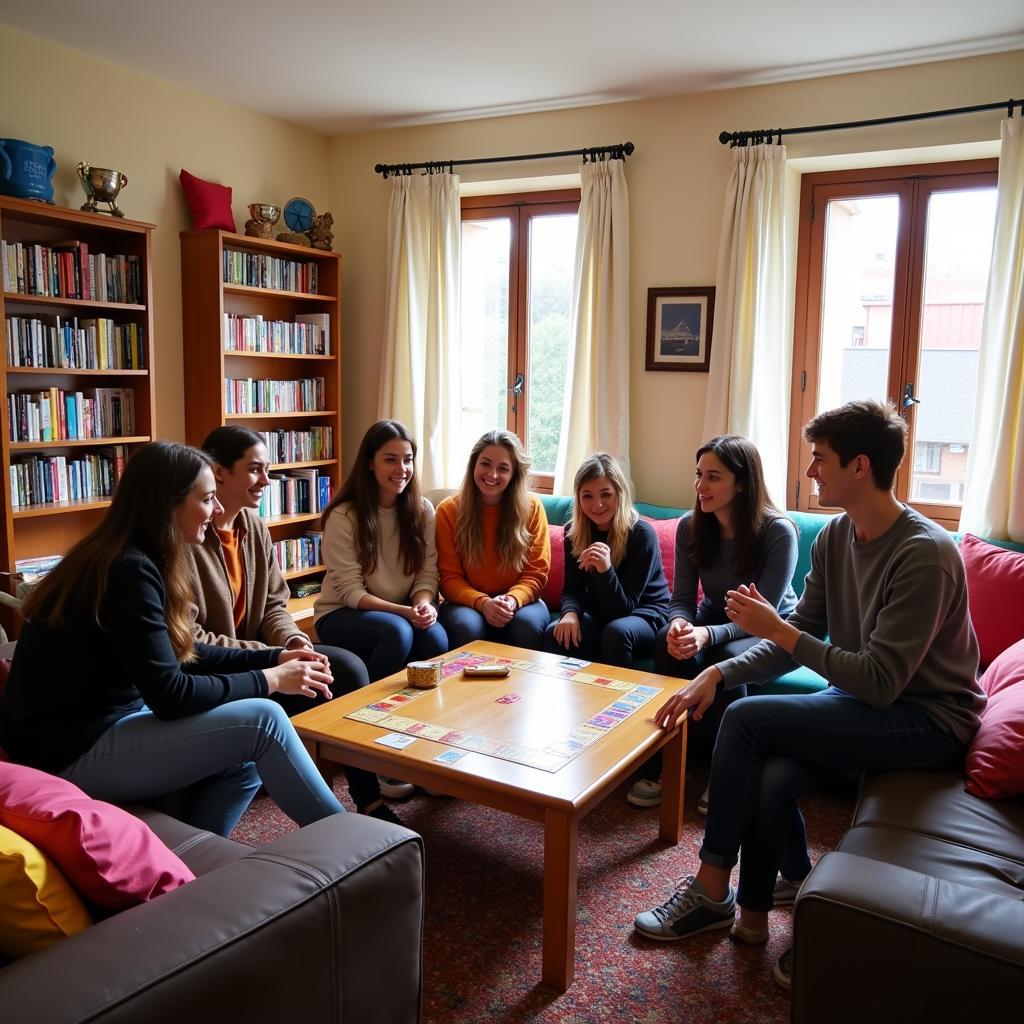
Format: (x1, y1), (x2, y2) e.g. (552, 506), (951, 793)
(627, 435), (798, 811)
(1, 442), (348, 836)
(434, 430), (551, 650)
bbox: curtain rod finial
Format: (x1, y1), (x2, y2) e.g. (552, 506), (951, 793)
(718, 131), (733, 146)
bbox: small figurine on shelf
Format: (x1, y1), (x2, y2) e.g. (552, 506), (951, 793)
(308, 212), (334, 251)
(244, 202), (280, 239)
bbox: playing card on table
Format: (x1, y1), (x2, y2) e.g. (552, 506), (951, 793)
(374, 733), (417, 749)
(434, 749), (467, 764)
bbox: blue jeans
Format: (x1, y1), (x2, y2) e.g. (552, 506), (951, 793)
(543, 611), (657, 668)
(60, 698), (345, 837)
(439, 599), (550, 652)
(316, 608), (448, 682)
(271, 644), (380, 808)
(698, 688), (964, 911)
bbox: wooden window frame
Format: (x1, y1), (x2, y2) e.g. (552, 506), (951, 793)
(461, 189), (580, 493)
(789, 159), (998, 530)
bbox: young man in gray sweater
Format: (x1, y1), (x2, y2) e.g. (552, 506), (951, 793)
(633, 399), (984, 989)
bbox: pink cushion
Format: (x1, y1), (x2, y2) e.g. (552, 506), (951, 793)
(965, 637), (1024, 799)
(542, 524), (565, 610)
(641, 516), (680, 592)
(179, 168), (236, 231)
(0, 763), (194, 910)
(960, 534), (1024, 669)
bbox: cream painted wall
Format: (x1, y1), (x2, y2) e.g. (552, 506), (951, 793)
(0, 25), (330, 441)
(328, 49), (1022, 507)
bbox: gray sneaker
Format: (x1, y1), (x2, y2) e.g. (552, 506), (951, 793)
(772, 875), (804, 906)
(633, 875), (735, 941)
(627, 778), (662, 807)
(773, 947), (793, 990)
(378, 776), (414, 800)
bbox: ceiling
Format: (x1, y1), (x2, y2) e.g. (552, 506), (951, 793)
(2, 1), (1023, 134)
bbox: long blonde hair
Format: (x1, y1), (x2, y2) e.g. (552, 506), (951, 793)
(20, 442), (209, 662)
(566, 453), (638, 565)
(455, 430), (533, 571)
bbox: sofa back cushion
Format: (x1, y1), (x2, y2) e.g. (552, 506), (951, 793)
(960, 534), (1024, 669)
(965, 637), (1024, 800)
(541, 524), (566, 609)
(0, 763), (195, 910)
(0, 823), (92, 958)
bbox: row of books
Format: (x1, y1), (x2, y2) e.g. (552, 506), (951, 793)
(258, 427), (333, 464)
(222, 249), (319, 294)
(9, 446), (126, 507)
(4, 314), (145, 370)
(8, 387), (136, 443)
(223, 312), (330, 355)
(272, 531), (324, 574)
(1, 240), (143, 304)
(225, 377), (326, 415)
(258, 469), (332, 518)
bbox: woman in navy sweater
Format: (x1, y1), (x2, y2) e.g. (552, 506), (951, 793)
(545, 453), (669, 667)
(1, 442), (346, 836)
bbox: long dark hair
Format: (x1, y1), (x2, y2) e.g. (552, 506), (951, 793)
(455, 430), (532, 571)
(686, 435), (786, 578)
(20, 442), (212, 661)
(320, 420), (427, 576)
(201, 424), (265, 468)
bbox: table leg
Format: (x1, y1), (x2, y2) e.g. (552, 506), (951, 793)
(542, 808), (579, 991)
(658, 719), (687, 844)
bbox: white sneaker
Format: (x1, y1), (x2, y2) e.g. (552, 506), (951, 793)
(378, 776), (414, 800)
(627, 778), (662, 807)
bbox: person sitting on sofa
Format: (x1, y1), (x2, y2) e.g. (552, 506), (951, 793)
(1, 441), (350, 838)
(545, 452), (669, 667)
(628, 434), (798, 811)
(315, 420), (448, 680)
(435, 430), (551, 650)
(189, 425), (403, 823)
(633, 400), (984, 992)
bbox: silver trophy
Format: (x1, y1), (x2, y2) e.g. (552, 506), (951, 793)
(77, 162), (128, 217)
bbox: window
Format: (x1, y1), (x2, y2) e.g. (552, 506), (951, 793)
(790, 160), (998, 529)
(459, 190), (580, 490)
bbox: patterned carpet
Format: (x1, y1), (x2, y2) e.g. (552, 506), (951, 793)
(232, 765), (855, 1024)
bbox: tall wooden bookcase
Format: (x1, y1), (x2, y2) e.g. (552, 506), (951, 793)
(180, 229), (342, 625)
(0, 196), (156, 634)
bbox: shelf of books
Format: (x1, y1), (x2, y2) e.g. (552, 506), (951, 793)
(1, 196), (156, 634)
(180, 229), (341, 624)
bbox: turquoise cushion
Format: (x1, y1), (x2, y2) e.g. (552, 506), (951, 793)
(758, 665), (829, 695)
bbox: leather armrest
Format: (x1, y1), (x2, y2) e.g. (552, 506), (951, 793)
(0, 814), (424, 1024)
(792, 851), (1024, 1023)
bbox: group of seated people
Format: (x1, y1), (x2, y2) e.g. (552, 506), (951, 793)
(0, 399), (984, 991)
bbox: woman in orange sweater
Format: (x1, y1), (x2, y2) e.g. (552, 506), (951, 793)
(435, 430), (551, 651)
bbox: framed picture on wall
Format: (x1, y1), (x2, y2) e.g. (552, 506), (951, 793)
(645, 286), (715, 372)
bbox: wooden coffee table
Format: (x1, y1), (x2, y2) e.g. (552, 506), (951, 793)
(292, 640), (687, 991)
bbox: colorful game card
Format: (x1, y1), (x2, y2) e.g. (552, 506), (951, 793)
(434, 749), (467, 764)
(374, 733), (417, 749)
(495, 693), (521, 704)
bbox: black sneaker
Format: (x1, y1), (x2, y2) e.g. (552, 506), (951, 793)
(360, 802), (404, 826)
(773, 947), (793, 990)
(633, 874), (735, 941)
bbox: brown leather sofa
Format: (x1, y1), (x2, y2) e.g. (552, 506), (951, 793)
(0, 805), (424, 1023)
(791, 770), (1024, 1023)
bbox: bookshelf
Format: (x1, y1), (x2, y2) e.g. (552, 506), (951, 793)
(180, 229), (341, 624)
(0, 196), (155, 634)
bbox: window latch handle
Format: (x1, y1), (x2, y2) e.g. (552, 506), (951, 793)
(509, 373), (524, 412)
(902, 382), (921, 408)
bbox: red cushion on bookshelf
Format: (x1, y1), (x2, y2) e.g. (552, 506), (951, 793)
(179, 169), (236, 232)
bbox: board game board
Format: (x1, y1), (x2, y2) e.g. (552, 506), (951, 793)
(345, 650), (664, 772)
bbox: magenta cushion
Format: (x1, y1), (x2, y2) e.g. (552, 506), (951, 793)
(640, 516), (680, 592)
(0, 763), (195, 910)
(960, 534), (1024, 669)
(542, 524), (565, 610)
(965, 637), (1024, 800)
(179, 168), (236, 231)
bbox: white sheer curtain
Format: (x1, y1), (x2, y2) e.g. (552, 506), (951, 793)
(961, 118), (1024, 541)
(702, 143), (789, 503)
(554, 158), (631, 493)
(378, 171), (461, 490)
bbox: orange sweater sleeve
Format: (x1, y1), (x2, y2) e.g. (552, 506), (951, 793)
(506, 497), (551, 609)
(435, 495), (490, 610)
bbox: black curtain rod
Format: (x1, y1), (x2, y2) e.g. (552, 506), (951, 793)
(374, 141), (635, 178)
(719, 97), (1023, 147)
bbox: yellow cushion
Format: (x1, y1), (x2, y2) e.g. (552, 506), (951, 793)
(0, 823), (92, 958)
